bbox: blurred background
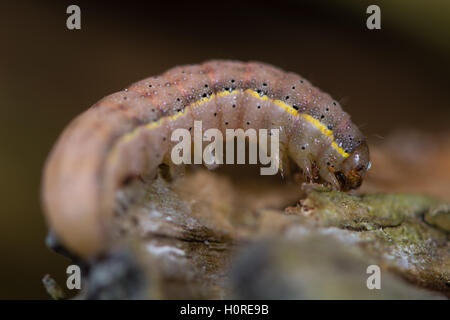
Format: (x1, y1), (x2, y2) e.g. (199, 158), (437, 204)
(0, 0), (449, 298)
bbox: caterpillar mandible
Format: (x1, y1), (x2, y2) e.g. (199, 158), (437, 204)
(42, 60), (370, 257)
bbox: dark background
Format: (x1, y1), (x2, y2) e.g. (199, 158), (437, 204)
(1, 0), (449, 298)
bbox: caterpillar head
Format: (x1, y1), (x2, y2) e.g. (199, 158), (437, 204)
(336, 142), (370, 191)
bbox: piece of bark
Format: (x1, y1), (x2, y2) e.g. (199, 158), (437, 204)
(46, 130), (450, 299)
(66, 169), (448, 299)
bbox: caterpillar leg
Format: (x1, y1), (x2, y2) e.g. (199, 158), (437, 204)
(297, 158), (314, 183)
(319, 167), (341, 190)
(278, 149), (292, 178)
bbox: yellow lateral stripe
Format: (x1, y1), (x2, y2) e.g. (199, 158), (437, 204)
(112, 88), (349, 159)
(332, 142), (347, 157)
(145, 120), (161, 130)
(300, 114), (333, 137)
(300, 114), (349, 157)
(168, 109), (186, 121)
(246, 89), (268, 101)
(246, 89), (298, 116)
(274, 99), (298, 116)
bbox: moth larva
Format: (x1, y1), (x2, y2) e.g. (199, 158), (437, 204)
(42, 60), (370, 257)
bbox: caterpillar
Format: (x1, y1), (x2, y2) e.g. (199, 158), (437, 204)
(42, 60), (370, 257)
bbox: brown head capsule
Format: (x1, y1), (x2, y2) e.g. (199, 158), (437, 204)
(336, 142), (371, 190)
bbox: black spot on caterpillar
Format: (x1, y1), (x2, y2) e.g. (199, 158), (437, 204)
(42, 60), (370, 257)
